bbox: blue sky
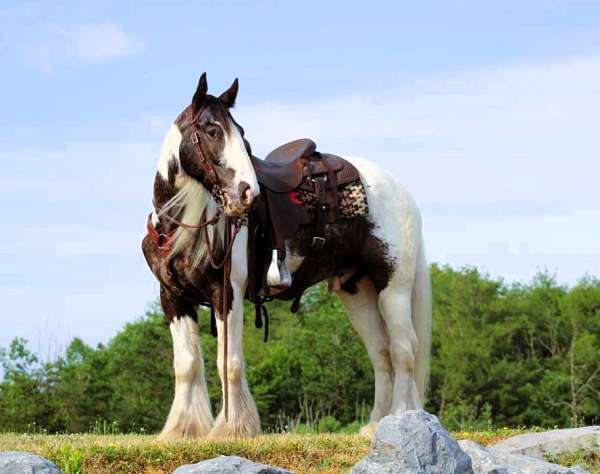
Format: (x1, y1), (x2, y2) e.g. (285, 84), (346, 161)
(1, 1), (599, 357)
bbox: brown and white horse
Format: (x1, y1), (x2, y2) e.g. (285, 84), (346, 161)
(142, 73), (432, 439)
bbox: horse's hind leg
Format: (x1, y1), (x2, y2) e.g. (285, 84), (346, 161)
(160, 290), (214, 439)
(378, 275), (422, 414)
(336, 277), (394, 437)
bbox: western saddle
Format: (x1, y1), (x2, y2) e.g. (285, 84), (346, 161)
(248, 139), (361, 327)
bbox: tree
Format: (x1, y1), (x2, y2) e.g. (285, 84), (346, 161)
(2, 267), (600, 433)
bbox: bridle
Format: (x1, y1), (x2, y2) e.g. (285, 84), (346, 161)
(186, 106), (226, 207)
(155, 105), (242, 256)
(149, 105), (246, 423)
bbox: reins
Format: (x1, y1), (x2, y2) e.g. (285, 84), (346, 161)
(204, 219), (241, 270)
(161, 205), (222, 229)
(187, 106), (236, 424)
(153, 106), (238, 424)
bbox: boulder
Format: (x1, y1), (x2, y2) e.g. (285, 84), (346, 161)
(172, 455), (294, 474)
(459, 440), (589, 474)
(493, 427), (600, 460)
(0, 451), (62, 474)
(351, 410), (474, 474)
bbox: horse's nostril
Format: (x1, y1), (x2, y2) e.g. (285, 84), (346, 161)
(238, 181), (253, 206)
(242, 188), (254, 206)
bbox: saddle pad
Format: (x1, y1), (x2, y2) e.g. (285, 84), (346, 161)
(295, 180), (369, 219)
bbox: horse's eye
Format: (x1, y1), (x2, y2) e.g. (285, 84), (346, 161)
(205, 125), (221, 141)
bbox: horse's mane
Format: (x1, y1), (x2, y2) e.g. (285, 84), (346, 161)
(158, 178), (224, 268)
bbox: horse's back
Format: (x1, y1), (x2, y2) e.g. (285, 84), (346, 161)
(342, 155), (422, 235)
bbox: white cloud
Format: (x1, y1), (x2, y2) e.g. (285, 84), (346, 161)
(28, 21), (143, 73)
(58, 21), (144, 61)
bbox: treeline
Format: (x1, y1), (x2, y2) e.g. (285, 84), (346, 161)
(1, 265), (599, 434)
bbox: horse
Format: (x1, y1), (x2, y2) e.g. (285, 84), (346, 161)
(142, 73), (432, 439)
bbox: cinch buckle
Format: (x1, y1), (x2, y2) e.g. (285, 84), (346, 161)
(312, 236), (326, 249)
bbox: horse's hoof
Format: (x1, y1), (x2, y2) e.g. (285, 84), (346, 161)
(159, 419), (213, 440)
(208, 415), (261, 439)
(159, 428), (209, 441)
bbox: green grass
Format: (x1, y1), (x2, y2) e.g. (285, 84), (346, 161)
(0, 431), (598, 474)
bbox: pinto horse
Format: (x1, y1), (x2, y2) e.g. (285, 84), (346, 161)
(142, 73), (432, 439)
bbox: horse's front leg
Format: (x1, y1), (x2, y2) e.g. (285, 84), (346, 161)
(209, 227), (261, 438)
(159, 287), (214, 439)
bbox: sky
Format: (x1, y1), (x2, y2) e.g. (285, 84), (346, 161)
(1, 1), (599, 357)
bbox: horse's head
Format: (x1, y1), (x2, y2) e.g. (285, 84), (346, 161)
(173, 73), (259, 216)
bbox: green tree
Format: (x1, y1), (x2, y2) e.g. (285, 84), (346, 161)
(2, 267), (600, 433)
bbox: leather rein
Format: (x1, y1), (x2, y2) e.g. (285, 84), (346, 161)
(151, 105), (242, 423)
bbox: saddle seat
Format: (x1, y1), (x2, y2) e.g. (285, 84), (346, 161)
(252, 138), (354, 193)
(265, 138), (316, 164)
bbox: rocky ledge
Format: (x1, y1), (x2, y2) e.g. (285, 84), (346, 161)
(350, 410), (592, 474)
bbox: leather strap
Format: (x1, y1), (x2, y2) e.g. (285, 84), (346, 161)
(312, 176), (327, 249)
(323, 158), (339, 221)
(161, 208), (222, 229)
(222, 217), (232, 423)
(146, 213), (172, 257)
(187, 107), (222, 193)
(204, 219), (241, 270)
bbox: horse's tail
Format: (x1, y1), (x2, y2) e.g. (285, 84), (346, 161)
(412, 233), (432, 403)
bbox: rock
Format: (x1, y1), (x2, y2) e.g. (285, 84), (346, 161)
(459, 440), (589, 474)
(172, 455), (294, 474)
(0, 451), (62, 474)
(493, 427), (600, 460)
(351, 410), (474, 474)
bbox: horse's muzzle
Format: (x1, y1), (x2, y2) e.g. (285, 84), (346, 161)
(224, 182), (255, 216)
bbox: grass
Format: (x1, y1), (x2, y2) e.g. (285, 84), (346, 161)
(0, 431), (598, 474)
(0, 433), (368, 474)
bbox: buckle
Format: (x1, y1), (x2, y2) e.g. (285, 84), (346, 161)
(191, 131), (199, 144)
(312, 236), (326, 249)
(209, 187), (224, 213)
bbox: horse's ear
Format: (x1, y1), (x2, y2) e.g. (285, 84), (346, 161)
(191, 72), (208, 115)
(219, 78), (239, 108)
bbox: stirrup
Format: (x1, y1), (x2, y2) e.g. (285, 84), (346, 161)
(266, 249), (291, 288)
(278, 258), (292, 287)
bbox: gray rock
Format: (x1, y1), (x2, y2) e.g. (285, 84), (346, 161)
(493, 427), (600, 460)
(0, 451), (62, 474)
(351, 410), (474, 474)
(172, 455), (294, 474)
(459, 440), (589, 474)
